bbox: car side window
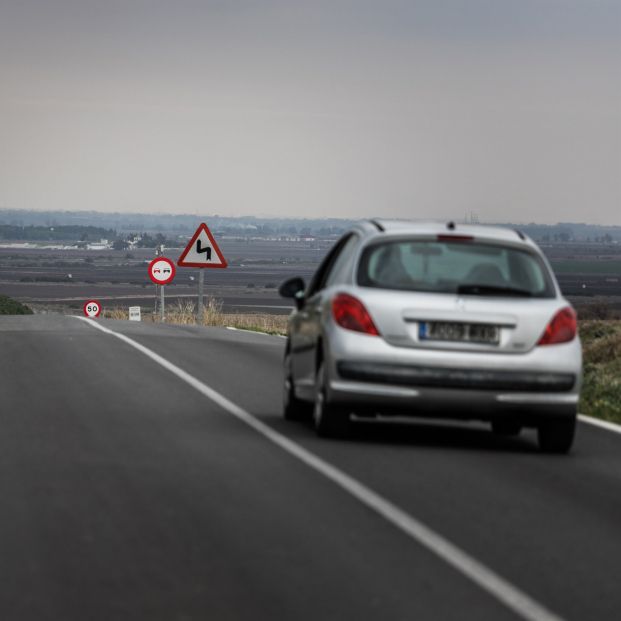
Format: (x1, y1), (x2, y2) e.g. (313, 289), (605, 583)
(306, 234), (355, 298)
(324, 234), (359, 288)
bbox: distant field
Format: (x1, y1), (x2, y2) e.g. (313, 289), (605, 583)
(2, 241), (621, 315)
(551, 260), (621, 275)
(0, 240), (318, 314)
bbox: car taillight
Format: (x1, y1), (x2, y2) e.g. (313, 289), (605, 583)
(537, 307), (577, 346)
(332, 293), (380, 336)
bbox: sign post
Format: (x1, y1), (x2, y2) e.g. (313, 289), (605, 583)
(177, 223), (227, 324)
(197, 269), (205, 320)
(148, 257), (176, 321)
(153, 244), (163, 318)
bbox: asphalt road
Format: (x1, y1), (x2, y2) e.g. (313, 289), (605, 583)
(1, 315), (620, 621)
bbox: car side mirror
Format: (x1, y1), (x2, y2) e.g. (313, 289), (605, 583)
(279, 277), (306, 309)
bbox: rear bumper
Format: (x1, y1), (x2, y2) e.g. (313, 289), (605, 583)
(337, 360), (576, 392)
(323, 323), (581, 422)
(328, 360), (579, 422)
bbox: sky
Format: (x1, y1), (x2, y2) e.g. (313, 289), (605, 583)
(0, 0), (619, 223)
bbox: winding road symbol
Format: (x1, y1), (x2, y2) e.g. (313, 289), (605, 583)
(196, 240), (212, 261)
(177, 222), (227, 268)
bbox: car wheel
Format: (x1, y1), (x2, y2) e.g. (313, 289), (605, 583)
(537, 417), (576, 454)
(491, 419), (522, 436)
(283, 353), (312, 421)
(313, 363), (350, 438)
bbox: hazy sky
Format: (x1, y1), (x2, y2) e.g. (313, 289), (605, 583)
(0, 0), (619, 223)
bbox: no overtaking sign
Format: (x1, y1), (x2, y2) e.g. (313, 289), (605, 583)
(148, 257), (176, 285)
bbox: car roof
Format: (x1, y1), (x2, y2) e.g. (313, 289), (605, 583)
(354, 219), (536, 247)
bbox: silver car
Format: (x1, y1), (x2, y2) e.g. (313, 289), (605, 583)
(279, 220), (582, 453)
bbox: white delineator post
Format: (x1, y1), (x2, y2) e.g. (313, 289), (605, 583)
(197, 269), (205, 324)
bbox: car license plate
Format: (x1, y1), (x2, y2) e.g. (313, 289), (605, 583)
(419, 321), (500, 344)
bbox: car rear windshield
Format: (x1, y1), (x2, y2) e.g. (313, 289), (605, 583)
(357, 239), (556, 297)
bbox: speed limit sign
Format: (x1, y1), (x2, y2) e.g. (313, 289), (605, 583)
(83, 300), (101, 318)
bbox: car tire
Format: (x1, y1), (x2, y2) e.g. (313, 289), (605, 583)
(313, 362), (350, 438)
(537, 417), (576, 454)
(491, 419), (522, 437)
(283, 353), (312, 421)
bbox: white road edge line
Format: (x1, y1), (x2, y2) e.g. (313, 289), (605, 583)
(225, 326), (286, 338)
(76, 316), (564, 621)
(578, 414), (621, 434)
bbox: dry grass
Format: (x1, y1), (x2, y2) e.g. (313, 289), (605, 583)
(103, 307), (131, 320)
(102, 298), (289, 335)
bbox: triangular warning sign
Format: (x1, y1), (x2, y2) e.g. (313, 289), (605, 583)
(177, 223), (228, 268)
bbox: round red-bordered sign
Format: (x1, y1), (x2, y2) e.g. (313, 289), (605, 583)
(83, 299), (101, 318)
(148, 257), (176, 285)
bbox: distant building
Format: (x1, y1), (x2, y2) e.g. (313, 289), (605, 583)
(86, 238), (111, 250)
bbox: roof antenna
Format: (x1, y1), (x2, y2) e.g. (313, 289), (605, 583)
(446, 221), (456, 230)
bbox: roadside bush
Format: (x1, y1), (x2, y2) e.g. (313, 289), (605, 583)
(580, 320), (621, 424)
(0, 295), (33, 315)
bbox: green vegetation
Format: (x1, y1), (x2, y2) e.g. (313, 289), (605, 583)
(551, 260), (621, 275)
(132, 232), (171, 248)
(580, 320), (621, 424)
(0, 224), (115, 242)
(112, 239), (130, 250)
(0, 295), (33, 315)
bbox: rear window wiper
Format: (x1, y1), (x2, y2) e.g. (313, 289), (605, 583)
(457, 284), (533, 297)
